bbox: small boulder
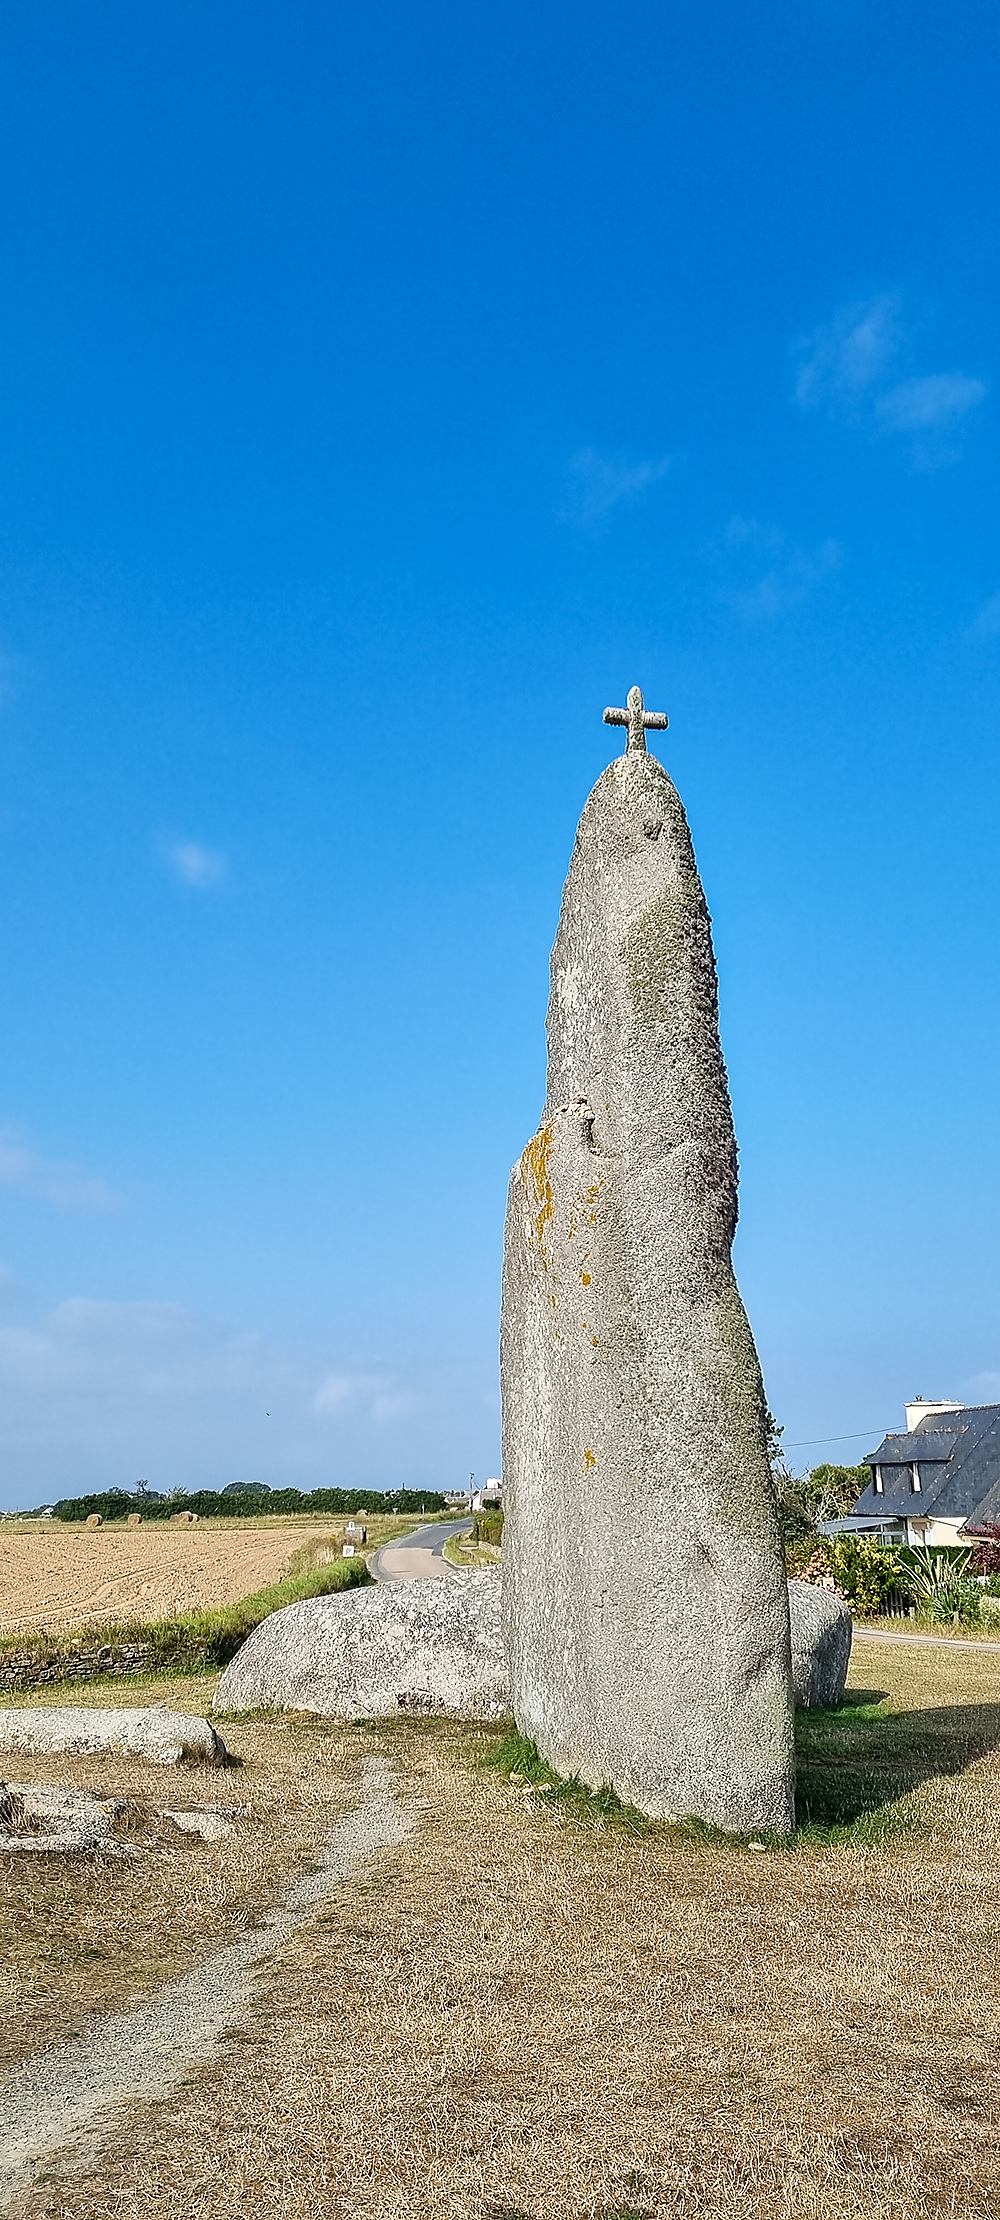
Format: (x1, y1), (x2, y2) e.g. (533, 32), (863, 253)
(215, 1574), (510, 1720)
(787, 1579), (852, 1708)
(162, 1807), (236, 1842)
(0, 1706), (231, 1767)
(0, 1780), (127, 1853)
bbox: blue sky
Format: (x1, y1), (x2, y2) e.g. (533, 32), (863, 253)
(1, 1), (998, 1506)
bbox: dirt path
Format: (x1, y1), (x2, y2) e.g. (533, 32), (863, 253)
(853, 1626), (1000, 1653)
(0, 1755), (414, 2211)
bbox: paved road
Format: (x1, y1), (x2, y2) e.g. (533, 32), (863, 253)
(853, 1626), (1000, 1654)
(369, 1518), (472, 1584)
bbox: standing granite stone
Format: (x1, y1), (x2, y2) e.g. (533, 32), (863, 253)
(500, 688), (795, 1832)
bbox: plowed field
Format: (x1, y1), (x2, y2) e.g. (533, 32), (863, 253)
(0, 1521), (347, 1636)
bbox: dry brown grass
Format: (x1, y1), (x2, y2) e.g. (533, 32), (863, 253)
(7, 1636), (1000, 2219)
(0, 1515), (427, 1636)
(0, 1670), (364, 2073)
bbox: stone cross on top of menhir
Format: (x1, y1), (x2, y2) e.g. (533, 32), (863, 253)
(603, 684), (668, 752)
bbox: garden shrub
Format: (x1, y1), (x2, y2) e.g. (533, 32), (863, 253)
(787, 1533), (909, 1617)
(925, 1579), (982, 1625)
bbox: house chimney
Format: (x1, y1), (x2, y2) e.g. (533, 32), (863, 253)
(905, 1396), (963, 1434)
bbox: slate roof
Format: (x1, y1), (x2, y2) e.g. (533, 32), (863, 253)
(854, 1405), (1000, 1528)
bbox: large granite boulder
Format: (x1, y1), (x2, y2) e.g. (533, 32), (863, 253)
(0, 1706), (230, 1767)
(214, 1574), (510, 1720)
(501, 691), (795, 1833)
(788, 1579), (852, 1708)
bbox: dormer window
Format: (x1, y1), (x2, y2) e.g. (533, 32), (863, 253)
(911, 1463), (922, 1493)
(874, 1467), (884, 1494)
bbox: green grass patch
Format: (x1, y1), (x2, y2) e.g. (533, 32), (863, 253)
(0, 1555), (371, 1689)
(484, 1694), (926, 1850)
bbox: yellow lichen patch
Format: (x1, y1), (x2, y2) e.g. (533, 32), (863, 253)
(581, 1271), (592, 1287)
(583, 1448), (596, 1471)
(522, 1123), (554, 1251)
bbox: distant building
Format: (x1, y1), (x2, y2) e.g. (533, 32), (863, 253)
(843, 1401), (1000, 1548)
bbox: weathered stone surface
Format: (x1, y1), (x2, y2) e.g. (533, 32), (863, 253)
(0, 1780), (128, 1853)
(0, 1706), (231, 1767)
(161, 1807), (237, 1842)
(788, 1579), (852, 1709)
(214, 1575), (509, 1720)
(501, 712), (795, 1832)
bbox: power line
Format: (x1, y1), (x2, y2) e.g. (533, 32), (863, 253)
(782, 1428), (887, 1451)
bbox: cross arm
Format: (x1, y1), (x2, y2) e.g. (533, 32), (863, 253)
(603, 685), (669, 752)
(603, 707), (669, 729)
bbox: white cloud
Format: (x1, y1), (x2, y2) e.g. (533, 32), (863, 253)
(718, 516), (841, 623)
(793, 294), (987, 464)
(960, 1370), (1000, 1402)
(0, 1297), (464, 1507)
(972, 591), (1000, 640)
(794, 294), (903, 409)
(313, 1371), (417, 1424)
(875, 373), (987, 434)
(164, 840), (228, 889)
(564, 448), (670, 526)
(0, 1126), (122, 1212)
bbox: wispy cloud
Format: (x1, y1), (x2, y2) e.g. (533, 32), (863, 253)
(564, 447), (670, 526)
(794, 293), (987, 465)
(960, 1370), (1000, 1402)
(970, 591), (1000, 640)
(794, 294), (903, 409)
(0, 1127), (122, 1212)
(313, 1371), (418, 1425)
(875, 373), (986, 435)
(164, 839), (228, 889)
(717, 516), (841, 623)
(0, 1297), (459, 1505)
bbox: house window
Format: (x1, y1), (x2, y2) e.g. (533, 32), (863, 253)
(911, 1463), (921, 1493)
(874, 1467), (884, 1494)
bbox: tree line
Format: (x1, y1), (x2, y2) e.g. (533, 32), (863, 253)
(50, 1484), (448, 1522)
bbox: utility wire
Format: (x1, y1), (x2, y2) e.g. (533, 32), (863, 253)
(781, 1427), (888, 1451)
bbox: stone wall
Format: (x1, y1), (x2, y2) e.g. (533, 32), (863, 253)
(0, 1642), (152, 1693)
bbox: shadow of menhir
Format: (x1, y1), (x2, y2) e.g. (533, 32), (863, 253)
(794, 1697), (1000, 1831)
(501, 707), (794, 1835)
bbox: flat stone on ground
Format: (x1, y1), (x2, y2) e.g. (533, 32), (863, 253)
(0, 1706), (231, 1768)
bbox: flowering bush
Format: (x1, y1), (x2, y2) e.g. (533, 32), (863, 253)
(967, 1523), (1000, 1577)
(784, 1540), (848, 1601)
